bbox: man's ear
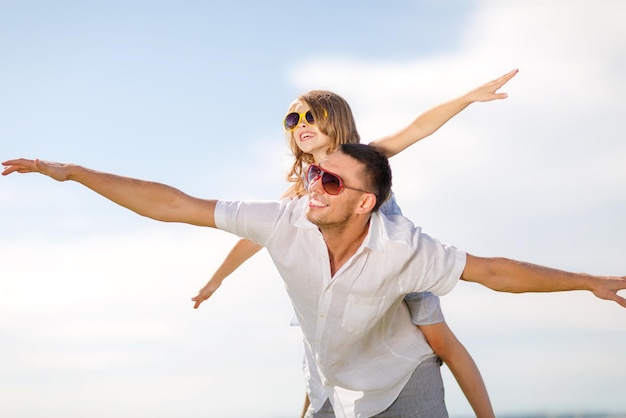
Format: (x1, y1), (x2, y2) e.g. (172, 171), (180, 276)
(356, 193), (377, 214)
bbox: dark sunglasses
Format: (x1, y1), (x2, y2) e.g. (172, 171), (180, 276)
(307, 164), (371, 195)
(284, 110), (316, 131)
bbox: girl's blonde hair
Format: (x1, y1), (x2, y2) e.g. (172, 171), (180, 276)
(286, 90), (361, 196)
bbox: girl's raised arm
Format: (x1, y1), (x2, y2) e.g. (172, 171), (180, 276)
(369, 69), (518, 158)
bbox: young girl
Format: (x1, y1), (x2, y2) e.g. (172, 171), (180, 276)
(192, 69), (518, 417)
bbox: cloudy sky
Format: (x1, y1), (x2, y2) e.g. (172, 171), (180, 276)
(1, 1), (625, 417)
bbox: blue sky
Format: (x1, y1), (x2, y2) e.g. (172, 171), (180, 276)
(1, 1), (626, 417)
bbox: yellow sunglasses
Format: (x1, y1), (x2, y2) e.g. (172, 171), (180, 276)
(283, 109), (327, 131)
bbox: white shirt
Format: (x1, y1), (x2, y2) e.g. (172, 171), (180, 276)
(215, 197), (466, 417)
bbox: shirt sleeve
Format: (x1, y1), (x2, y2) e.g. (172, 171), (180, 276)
(411, 230), (466, 297)
(214, 199), (283, 245)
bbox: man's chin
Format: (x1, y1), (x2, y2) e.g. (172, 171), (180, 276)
(305, 210), (317, 224)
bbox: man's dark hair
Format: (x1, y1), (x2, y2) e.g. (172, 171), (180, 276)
(340, 143), (392, 212)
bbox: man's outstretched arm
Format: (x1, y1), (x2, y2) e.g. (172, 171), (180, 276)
(2, 158), (217, 227)
(462, 254), (626, 308)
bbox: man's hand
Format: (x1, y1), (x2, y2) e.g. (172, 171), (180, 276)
(589, 276), (626, 307)
(2, 158), (72, 182)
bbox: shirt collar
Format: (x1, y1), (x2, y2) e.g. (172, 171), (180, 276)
(362, 211), (385, 251)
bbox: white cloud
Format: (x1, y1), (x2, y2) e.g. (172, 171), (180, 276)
(0, 229), (305, 417)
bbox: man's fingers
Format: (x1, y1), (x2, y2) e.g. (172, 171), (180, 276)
(614, 294), (626, 308)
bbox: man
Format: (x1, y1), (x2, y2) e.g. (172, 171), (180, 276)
(2, 144), (625, 417)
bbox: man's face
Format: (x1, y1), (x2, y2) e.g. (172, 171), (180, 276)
(305, 151), (370, 229)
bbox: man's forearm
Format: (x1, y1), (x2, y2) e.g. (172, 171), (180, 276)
(464, 255), (593, 293)
(462, 254), (626, 307)
(66, 164), (190, 222)
(2, 158), (216, 226)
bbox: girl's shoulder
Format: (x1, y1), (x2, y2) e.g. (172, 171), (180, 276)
(380, 191), (402, 216)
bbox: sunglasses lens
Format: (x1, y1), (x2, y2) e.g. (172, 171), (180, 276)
(307, 165), (343, 195)
(321, 172), (342, 195)
(284, 110), (318, 131)
(307, 165), (316, 182)
(284, 112), (300, 130)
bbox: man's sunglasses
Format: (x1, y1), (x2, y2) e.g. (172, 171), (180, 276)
(284, 110), (316, 131)
(307, 164), (371, 195)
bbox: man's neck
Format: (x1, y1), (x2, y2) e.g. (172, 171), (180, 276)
(322, 218), (370, 277)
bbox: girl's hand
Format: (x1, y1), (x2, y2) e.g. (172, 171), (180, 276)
(466, 68), (519, 103)
(191, 280), (222, 309)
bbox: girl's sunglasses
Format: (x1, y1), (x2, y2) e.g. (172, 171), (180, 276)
(284, 110), (315, 131)
(307, 164), (371, 195)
